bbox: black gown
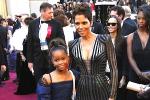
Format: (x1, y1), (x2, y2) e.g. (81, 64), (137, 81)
(37, 70), (80, 100)
(127, 32), (150, 100)
(15, 39), (36, 94)
(69, 34), (118, 100)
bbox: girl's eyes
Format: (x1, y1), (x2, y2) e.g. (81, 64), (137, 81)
(54, 57), (65, 62)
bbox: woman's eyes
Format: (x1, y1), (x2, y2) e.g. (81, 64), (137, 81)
(75, 22), (88, 25)
(82, 22), (87, 25)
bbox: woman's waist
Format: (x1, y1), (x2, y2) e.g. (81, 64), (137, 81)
(80, 73), (106, 77)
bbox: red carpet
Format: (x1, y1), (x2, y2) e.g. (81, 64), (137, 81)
(0, 72), (36, 100)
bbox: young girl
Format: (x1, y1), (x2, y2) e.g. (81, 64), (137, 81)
(38, 39), (79, 100)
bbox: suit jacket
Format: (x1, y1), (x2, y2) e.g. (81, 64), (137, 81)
(0, 43), (5, 65)
(0, 25), (7, 49)
(121, 18), (137, 36)
(0, 26), (7, 65)
(27, 18), (65, 64)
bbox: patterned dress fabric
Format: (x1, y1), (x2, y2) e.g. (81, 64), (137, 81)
(69, 34), (118, 100)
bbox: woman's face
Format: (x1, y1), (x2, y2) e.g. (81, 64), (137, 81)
(107, 17), (118, 34)
(52, 50), (69, 71)
(75, 14), (92, 37)
(137, 11), (146, 28)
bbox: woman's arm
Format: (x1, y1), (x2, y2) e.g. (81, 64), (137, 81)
(127, 33), (149, 81)
(106, 36), (118, 99)
(127, 33), (141, 75)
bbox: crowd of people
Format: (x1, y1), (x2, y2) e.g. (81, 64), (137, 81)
(0, 1), (150, 100)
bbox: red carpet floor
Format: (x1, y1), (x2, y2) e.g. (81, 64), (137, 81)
(0, 71), (36, 100)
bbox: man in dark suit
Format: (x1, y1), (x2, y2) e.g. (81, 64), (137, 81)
(121, 6), (137, 36)
(110, 6), (137, 36)
(27, 2), (65, 82)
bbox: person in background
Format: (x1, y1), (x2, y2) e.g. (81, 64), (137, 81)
(0, 40), (6, 87)
(0, 18), (9, 81)
(121, 6), (137, 36)
(10, 17), (36, 95)
(31, 13), (37, 19)
(127, 4), (150, 100)
(39, 39), (79, 100)
(12, 15), (21, 34)
(106, 16), (128, 100)
(27, 2), (65, 83)
(69, 3), (118, 100)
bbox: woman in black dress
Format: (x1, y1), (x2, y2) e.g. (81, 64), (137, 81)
(14, 17), (36, 94)
(127, 4), (150, 100)
(69, 3), (118, 100)
(106, 16), (128, 100)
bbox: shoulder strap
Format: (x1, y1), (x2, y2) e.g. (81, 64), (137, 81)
(49, 73), (52, 83)
(69, 70), (76, 99)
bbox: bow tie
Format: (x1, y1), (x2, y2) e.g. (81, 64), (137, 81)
(41, 20), (51, 24)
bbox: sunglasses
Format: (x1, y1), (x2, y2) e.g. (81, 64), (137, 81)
(107, 23), (117, 26)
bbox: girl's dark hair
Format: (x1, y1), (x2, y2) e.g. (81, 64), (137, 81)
(73, 3), (92, 22)
(138, 4), (150, 32)
(49, 38), (67, 58)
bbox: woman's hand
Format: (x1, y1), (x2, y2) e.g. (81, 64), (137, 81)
(42, 74), (51, 85)
(138, 72), (150, 82)
(1, 65), (6, 73)
(119, 76), (126, 88)
(108, 98), (114, 100)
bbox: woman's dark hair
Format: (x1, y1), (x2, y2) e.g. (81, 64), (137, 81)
(54, 14), (68, 27)
(24, 17), (33, 25)
(106, 16), (123, 50)
(138, 4), (150, 32)
(49, 38), (67, 58)
(31, 13), (37, 19)
(73, 3), (92, 22)
(54, 8), (65, 17)
(7, 18), (15, 26)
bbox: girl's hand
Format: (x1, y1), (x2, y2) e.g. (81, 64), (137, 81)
(119, 76), (126, 88)
(42, 74), (51, 85)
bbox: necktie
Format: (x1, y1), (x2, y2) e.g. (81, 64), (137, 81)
(41, 20), (51, 24)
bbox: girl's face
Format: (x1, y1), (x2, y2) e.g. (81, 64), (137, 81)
(107, 17), (118, 33)
(75, 14), (92, 37)
(137, 11), (146, 28)
(52, 50), (69, 71)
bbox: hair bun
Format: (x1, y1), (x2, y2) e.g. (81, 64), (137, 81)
(49, 38), (66, 49)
